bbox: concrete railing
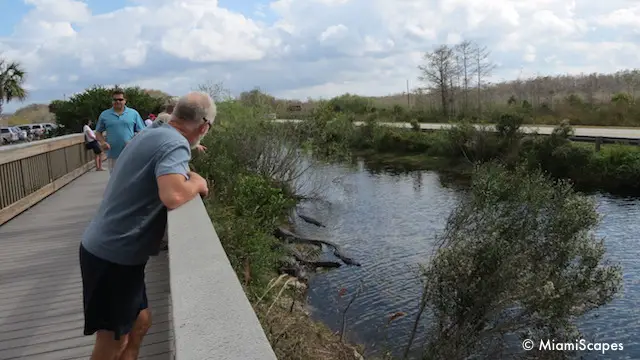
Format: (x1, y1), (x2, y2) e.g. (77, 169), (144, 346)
(167, 196), (278, 360)
(0, 134), (95, 225)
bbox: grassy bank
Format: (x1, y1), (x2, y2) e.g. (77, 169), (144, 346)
(295, 106), (640, 195)
(190, 101), (363, 360)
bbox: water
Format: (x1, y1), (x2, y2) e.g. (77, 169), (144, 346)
(291, 160), (640, 359)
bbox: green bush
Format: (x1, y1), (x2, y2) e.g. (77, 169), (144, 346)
(328, 93), (373, 114)
(410, 163), (622, 359)
(204, 172), (294, 294)
(190, 100), (304, 294)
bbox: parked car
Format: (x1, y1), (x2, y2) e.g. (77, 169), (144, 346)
(11, 126), (29, 141)
(42, 123), (57, 133)
(30, 123), (45, 137)
(1, 127), (19, 144)
(17, 124), (32, 138)
(19, 123), (46, 138)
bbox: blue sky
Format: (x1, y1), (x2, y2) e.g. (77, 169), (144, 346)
(0, 0), (638, 112)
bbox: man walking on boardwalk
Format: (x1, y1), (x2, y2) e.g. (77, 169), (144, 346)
(79, 91), (216, 360)
(95, 89), (146, 173)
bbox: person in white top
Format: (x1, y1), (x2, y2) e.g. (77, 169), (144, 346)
(144, 113), (155, 127)
(83, 120), (105, 171)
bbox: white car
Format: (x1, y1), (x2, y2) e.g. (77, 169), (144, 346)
(1, 127), (19, 144)
(12, 126), (29, 141)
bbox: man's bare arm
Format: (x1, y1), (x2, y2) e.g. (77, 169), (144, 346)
(95, 132), (110, 149)
(157, 172), (208, 210)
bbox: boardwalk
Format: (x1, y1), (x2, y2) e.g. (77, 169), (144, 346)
(0, 171), (172, 359)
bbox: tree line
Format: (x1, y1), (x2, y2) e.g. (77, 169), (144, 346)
(414, 40), (640, 125)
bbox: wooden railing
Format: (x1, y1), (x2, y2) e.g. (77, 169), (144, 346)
(0, 134), (95, 225)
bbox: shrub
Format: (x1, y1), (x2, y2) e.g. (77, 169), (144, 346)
(328, 93), (373, 114)
(190, 99), (308, 292)
(408, 163), (622, 359)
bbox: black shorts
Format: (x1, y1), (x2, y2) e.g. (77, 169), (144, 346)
(79, 244), (148, 340)
(86, 140), (102, 155)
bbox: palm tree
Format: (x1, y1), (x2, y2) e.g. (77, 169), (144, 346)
(0, 59), (27, 114)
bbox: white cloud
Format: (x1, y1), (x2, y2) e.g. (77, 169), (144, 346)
(596, 5), (640, 29)
(0, 0), (639, 111)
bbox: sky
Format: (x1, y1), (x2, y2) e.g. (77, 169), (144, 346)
(1, 0), (640, 112)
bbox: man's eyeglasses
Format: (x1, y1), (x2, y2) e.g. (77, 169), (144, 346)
(203, 117), (213, 126)
(113, 98), (125, 102)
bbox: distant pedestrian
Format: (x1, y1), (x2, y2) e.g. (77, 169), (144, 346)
(152, 97), (179, 126)
(80, 91), (215, 360)
(94, 89), (146, 173)
(144, 115), (153, 127)
(83, 120), (105, 171)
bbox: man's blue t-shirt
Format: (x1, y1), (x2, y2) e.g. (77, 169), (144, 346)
(81, 123), (192, 265)
(96, 106), (145, 159)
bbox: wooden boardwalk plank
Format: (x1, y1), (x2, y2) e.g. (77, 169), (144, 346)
(0, 171), (173, 359)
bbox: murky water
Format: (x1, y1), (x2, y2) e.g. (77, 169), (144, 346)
(293, 160), (640, 359)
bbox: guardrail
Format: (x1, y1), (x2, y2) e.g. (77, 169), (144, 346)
(275, 119), (640, 151)
(0, 133), (95, 225)
(167, 196), (278, 360)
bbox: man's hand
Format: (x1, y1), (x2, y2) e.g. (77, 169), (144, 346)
(188, 171), (209, 197)
(195, 144), (207, 154)
(102, 142), (111, 150)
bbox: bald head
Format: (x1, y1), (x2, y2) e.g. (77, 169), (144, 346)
(170, 92), (217, 126)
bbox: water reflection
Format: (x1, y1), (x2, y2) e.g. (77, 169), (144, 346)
(293, 160), (640, 359)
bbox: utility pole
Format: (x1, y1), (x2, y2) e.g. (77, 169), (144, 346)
(406, 79), (410, 108)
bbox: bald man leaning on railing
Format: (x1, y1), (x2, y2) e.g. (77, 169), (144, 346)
(79, 91), (216, 360)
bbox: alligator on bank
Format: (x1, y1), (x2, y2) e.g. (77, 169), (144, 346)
(297, 213), (327, 227)
(274, 226), (361, 267)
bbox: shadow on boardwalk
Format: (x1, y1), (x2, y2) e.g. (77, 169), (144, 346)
(0, 171), (172, 359)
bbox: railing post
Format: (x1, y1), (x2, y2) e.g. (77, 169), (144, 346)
(0, 165), (6, 208)
(595, 137), (602, 152)
(46, 152), (54, 182)
(63, 147), (70, 173)
(17, 158), (27, 199)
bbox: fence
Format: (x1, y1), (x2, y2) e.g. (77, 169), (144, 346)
(0, 134), (95, 225)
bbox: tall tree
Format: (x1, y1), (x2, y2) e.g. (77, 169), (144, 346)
(472, 43), (495, 113)
(197, 80), (233, 103)
(454, 40), (476, 113)
(0, 59), (27, 114)
(418, 45), (459, 117)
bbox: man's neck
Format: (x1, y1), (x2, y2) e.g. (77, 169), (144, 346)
(167, 121), (190, 138)
(113, 106), (125, 115)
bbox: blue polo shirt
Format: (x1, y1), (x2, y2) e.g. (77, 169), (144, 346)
(96, 106), (145, 159)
